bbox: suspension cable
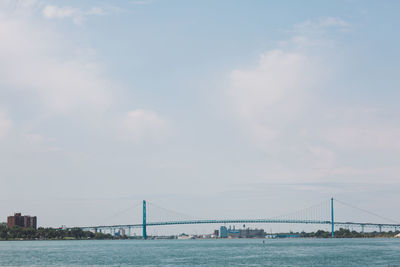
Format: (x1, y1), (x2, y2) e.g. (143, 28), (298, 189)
(101, 201), (142, 224)
(334, 198), (399, 224)
(147, 201), (199, 221)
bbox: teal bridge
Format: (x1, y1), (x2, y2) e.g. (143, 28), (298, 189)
(78, 198), (400, 239)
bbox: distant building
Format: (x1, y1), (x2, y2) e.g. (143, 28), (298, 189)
(219, 225), (265, 238)
(177, 234), (194, 239)
(214, 229), (219, 237)
(220, 226), (228, 238)
(7, 213), (37, 229)
(236, 228), (265, 238)
(265, 234), (300, 238)
(119, 228), (125, 236)
(227, 225), (240, 238)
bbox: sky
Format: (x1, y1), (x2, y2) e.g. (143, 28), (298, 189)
(1, 0), (400, 233)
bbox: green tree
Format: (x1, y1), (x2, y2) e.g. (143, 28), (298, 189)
(0, 223), (8, 239)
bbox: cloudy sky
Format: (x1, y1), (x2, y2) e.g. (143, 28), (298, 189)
(1, 0), (400, 231)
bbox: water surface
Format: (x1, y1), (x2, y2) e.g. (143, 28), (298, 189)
(0, 238), (399, 266)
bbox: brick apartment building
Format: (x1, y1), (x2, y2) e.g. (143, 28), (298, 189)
(7, 213), (37, 229)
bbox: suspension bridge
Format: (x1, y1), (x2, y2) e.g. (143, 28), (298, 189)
(76, 198), (400, 239)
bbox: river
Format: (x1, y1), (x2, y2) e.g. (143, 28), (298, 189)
(0, 238), (399, 266)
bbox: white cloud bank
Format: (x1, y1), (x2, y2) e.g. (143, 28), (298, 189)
(0, 10), (112, 114)
(225, 18), (400, 185)
(0, 2), (170, 145)
(227, 49), (322, 145)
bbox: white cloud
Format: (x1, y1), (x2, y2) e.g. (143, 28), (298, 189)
(42, 4), (106, 25)
(277, 17), (350, 51)
(0, 112), (12, 138)
(0, 10), (112, 114)
(87, 7), (106, 16)
(43, 5), (77, 18)
(224, 21), (399, 186)
(120, 109), (169, 143)
(318, 17), (349, 28)
(43, 5), (82, 24)
(0, 2), (170, 148)
(15, 0), (38, 9)
(227, 49), (322, 145)
(295, 17), (350, 32)
(277, 17), (350, 50)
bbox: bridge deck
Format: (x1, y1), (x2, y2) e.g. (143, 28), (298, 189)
(78, 219), (400, 230)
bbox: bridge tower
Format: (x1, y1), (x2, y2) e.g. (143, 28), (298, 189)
(331, 197), (334, 238)
(143, 200), (147, 240)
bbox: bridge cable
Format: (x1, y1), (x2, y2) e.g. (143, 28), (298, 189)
(100, 201), (142, 225)
(334, 198), (400, 224)
(271, 200), (330, 222)
(147, 201), (201, 222)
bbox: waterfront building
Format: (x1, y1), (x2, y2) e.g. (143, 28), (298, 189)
(177, 234), (195, 239)
(219, 225), (264, 238)
(119, 228), (125, 236)
(220, 226), (228, 238)
(7, 213), (37, 229)
(227, 227), (240, 238)
(237, 228), (265, 238)
(214, 229), (219, 237)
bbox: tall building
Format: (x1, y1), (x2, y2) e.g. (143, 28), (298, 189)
(220, 226), (228, 238)
(7, 213), (37, 229)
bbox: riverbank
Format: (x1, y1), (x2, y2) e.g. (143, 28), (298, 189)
(1, 224), (399, 241)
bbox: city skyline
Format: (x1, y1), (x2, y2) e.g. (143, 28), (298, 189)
(1, 0), (400, 232)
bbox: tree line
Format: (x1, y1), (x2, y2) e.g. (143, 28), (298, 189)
(0, 224), (119, 240)
(299, 228), (400, 238)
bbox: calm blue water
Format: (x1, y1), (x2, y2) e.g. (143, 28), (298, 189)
(0, 238), (399, 266)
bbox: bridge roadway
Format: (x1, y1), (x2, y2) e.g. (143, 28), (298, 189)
(79, 219), (400, 231)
